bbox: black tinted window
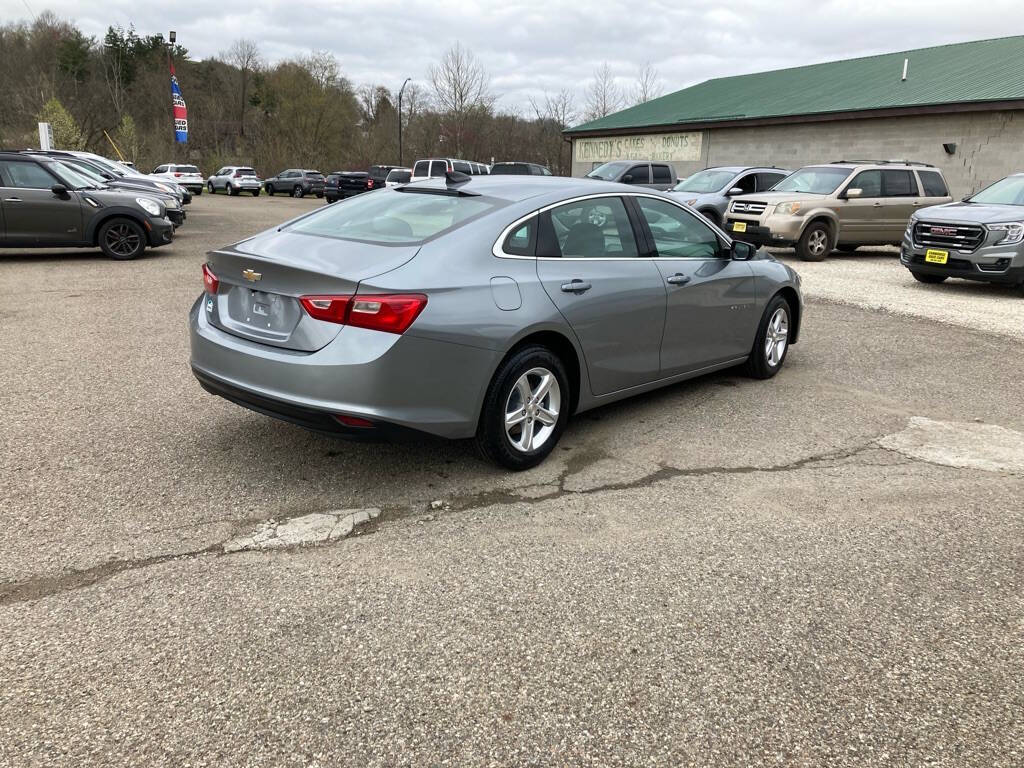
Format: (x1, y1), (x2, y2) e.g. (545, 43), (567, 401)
(652, 165), (673, 184)
(918, 171), (948, 197)
(0, 160), (58, 189)
(756, 172), (786, 191)
(429, 161), (447, 177)
(883, 170), (916, 197)
(491, 164), (528, 175)
(452, 161), (472, 173)
(626, 165), (650, 184)
(413, 161), (429, 177)
(541, 197), (638, 258)
(734, 173), (757, 193)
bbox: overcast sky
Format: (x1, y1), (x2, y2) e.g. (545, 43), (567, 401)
(4, 0), (1023, 116)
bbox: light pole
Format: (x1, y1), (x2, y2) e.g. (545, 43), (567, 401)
(397, 77), (411, 166)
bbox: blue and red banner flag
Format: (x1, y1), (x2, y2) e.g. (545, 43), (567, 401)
(170, 63), (188, 143)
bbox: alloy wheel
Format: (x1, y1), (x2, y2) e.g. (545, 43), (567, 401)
(808, 229), (828, 256)
(104, 223), (141, 257)
(504, 367), (561, 453)
(764, 307), (789, 367)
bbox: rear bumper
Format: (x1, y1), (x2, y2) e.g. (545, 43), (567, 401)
(188, 297), (497, 440)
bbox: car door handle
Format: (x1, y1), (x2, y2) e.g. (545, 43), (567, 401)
(560, 280), (592, 293)
(3, 197), (22, 202)
(872, 202), (883, 207)
(666, 274), (691, 286)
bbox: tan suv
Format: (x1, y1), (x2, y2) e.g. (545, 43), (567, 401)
(725, 161), (953, 261)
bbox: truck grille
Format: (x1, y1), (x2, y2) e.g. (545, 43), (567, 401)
(913, 222), (985, 252)
(731, 200), (767, 215)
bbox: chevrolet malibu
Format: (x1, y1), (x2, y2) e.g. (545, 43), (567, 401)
(190, 175), (803, 469)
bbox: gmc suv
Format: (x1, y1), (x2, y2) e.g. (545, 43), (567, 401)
(901, 172), (1024, 291)
(726, 161), (952, 260)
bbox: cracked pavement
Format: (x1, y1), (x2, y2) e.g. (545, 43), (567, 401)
(1, 195), (1023, 767)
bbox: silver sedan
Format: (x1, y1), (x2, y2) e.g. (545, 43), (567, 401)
(189, 174), (803, 469)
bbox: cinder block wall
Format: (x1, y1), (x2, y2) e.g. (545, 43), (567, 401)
(571, 110), (1023, 198)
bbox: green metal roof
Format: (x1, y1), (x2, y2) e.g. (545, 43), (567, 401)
(567, 35), (1024, 134)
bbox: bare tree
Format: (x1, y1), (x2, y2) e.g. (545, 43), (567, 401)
(633, 61), (662, 105)
(583, 62), (622, 121)
(529, 88), (577, 129)
(429, 43), (493, 155)
(223, 39), (261, 136)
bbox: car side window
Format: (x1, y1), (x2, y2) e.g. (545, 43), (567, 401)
(652, 165), (673, 184)
(918, 170), (949, 197)
(848, 170), (882, 197)
(755, 172), (785, 191)
(734, 173), (757, 193)
(636, 197), (721, 260)
(153, 165), (167, 174)
(883, 170), (917, 197)
(0, 160), (59, 189)
(413, 161), (428, 177)
(625, 165), (650, 184)
(540, 197), (639, 259)
(502, 216), (536, 256)
(429, 161), (447, 177)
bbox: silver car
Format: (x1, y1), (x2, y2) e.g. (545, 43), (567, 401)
(190, 176), (803, 469)
(668, 166), (790, 228)
(207, 166), (262, 196)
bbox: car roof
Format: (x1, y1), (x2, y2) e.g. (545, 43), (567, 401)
(399, 174), (650, 203)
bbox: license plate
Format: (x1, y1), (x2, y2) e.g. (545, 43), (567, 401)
(925, 249), (949, 264)
(732, 222), (747, 233)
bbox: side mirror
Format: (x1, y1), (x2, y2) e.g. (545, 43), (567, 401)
(844, 188), (862, 199)
(622, 174), (633, 183)
(961, 195), (973, 202)
(731, 240), (755, 261)
(101, 171), (114, 180)
(726, 186), (744, 196)
(51, 184), (69, 197)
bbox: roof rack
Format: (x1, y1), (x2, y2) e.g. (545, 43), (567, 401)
(830, 159), (935, 167)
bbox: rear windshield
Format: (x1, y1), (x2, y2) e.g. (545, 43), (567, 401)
(491, 164), (528, 175)
(286, 190), (503, 244)
(773, 166), (851, 195)
(176, 165), (200, 173)
(236, 168), (257, 177)
(386, 170), (411, 183)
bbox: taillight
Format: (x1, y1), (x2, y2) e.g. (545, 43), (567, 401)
(348, 294), (427, 334)
(299, 294), (427, 334)
(367, 179), (375, 189)
(202, 263), (219, 294)
(174, 172), (182, 177)
(300, 295), (350, 324)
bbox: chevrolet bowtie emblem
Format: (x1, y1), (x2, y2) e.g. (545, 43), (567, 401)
(242, 268), (262, 282)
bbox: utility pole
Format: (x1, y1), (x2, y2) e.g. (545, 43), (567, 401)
(398, 77), (412, 166)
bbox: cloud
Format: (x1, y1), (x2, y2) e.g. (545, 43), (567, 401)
(4, 0), (1022, 114)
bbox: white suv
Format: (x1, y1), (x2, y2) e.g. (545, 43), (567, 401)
(207, 166), (262, 196)
(410, 158), (489, 181)
(151, 163), (204, 194)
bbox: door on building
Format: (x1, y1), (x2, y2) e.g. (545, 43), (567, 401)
(630, 195), (758, 376)
(535, 195), (667, 396)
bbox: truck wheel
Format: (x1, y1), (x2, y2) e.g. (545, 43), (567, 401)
(911, 272), (947, 284)
(797, 221), (833, 262)
(98, 218), (146, 260)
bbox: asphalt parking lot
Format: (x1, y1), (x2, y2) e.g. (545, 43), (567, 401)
(2, 193), (1022, 767)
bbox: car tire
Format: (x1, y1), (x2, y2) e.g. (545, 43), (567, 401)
(194, 187), (202, 196)
(292, 186), (304, 198)
(229, 186), (239, 196)
(208, 182), (215, 194)
(797, 221), (833, 261)
(316, 193), (324, 198)
(251, 189), (260, 197)
(741, 295), (792, 379)
(911, 271), (948, 284)
(266, 184), (275, 196)
(98, 218), (146, 261)
(475, 345), (570, 471)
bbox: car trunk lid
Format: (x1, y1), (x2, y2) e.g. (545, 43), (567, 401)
(205, 229), (419, 352)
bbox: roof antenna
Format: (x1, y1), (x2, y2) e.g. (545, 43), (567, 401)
(901, 58), (909, 82)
